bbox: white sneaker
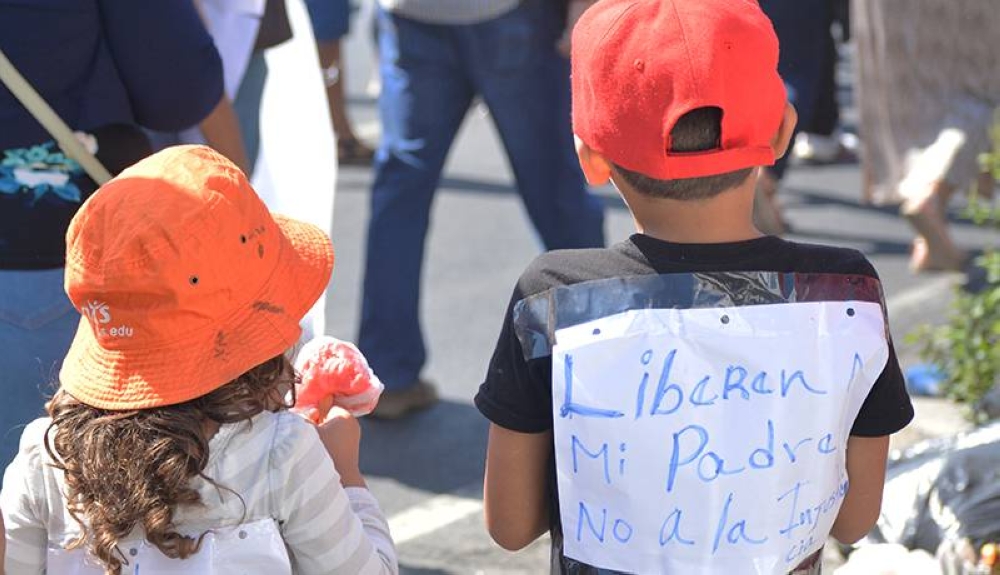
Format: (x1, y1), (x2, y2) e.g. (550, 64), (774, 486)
(793, 132), (858, 164)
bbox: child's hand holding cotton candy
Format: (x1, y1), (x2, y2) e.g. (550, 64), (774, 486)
(293, 336), (385, 422)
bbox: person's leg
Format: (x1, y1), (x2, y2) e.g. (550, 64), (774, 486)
(359, 7), (473, 410)
(307, 0), (375, 164)
(792, 26), (855, 166)
(760, 0), (832, 171)
(808, 35), (840, 139)
(0, 268), (78, 468)
(903, 179), (966, 272)
(757, 0), (834, 234)
(898, 128), (974, 272)
(464, 0), (604, 251)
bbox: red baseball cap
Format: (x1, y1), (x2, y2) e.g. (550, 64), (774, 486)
(571, 0), (787, 180)
(60, 145), (334, 410)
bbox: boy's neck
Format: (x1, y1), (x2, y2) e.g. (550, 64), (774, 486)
(623, 179), (763, 244)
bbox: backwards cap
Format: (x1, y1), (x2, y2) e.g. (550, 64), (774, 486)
(571, 0), (787, 180)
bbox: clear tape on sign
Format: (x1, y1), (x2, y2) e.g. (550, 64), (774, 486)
(513, 271), (885, 361)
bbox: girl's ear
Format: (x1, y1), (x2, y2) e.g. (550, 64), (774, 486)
(575, 136), (613, 186)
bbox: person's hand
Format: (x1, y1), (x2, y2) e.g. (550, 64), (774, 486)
(316, 406), (366, 488)
(557, 0), (595, 57)
(298, 394), (335, 424)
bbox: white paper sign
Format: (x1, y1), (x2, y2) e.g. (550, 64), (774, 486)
(552, 301), (888, 574)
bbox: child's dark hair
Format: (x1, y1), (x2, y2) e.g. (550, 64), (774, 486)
(44, 354), (297, 575)
(612, 107), (756, 200)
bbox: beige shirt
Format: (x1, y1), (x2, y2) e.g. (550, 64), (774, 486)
(2, 412), (397, 575)
(378, 0), (520, 25)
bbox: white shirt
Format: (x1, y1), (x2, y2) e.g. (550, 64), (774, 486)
(2, 411), (397, 575)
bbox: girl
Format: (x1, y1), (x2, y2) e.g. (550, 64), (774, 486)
(1, 145), (397, 575)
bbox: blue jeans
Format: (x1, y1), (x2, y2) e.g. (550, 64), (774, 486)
(0, 268), (78, 469)
(360, 0), (605, 390)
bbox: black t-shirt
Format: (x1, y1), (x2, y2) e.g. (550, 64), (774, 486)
(475, 234), (914, 574)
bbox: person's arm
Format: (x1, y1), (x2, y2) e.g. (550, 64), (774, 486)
(198, 95), (252, 175)
(829, 262), (911, 544)
(274, 413), (397, 575)
(98, 0), (223, 131)
(483, 424), (552, 551)
(0, 421), (50, 575)
(477, 274), (560, 550)
(829, 434), (890, 544)
(316, 405), (366, 488)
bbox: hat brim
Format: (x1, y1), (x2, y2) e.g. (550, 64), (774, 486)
(59, 215), (334, 410)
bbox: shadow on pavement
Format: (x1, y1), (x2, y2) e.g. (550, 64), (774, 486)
(792, 186), (982, 227)
(360, 399), (489, 494)
(787, 227), (912, 257)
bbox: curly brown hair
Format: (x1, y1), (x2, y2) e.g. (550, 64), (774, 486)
(44, 354), (297, 575)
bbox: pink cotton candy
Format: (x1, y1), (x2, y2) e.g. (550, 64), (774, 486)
(293, 336), (384, 419)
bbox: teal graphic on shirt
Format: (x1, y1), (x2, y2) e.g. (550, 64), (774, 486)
(0, 141), (85, 204)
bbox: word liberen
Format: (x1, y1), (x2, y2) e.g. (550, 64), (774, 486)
(560, 348), (826, 421)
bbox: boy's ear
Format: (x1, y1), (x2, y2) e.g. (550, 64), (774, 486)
(770, 103), (798, 160)
(575, 136), (613, 186)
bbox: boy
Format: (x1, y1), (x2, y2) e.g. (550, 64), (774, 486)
(474, 1), (914, 573)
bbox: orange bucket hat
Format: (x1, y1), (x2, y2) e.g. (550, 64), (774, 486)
(59, 145), (334, 410)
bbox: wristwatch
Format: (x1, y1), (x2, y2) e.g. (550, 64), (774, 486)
(323, 64), (340, 87)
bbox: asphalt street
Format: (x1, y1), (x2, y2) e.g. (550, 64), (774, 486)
(314, 16), (997, 574)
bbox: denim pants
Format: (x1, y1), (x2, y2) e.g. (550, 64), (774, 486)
(0, 268), (78, 469)
(360, 0), (605, 390)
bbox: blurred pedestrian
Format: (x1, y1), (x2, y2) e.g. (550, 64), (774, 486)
(852, 0), (1000, 272)
(0, 0), (223, 468)
(360, 0), (606, 419)
(791, 0), (858, 165)
(756, 0), (840, 234)
(306, 0), (377, 165)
